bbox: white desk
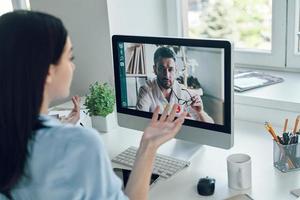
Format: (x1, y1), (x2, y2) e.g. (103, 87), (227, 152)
(98, 120), (300, 200)
(51, 101), (300, 200)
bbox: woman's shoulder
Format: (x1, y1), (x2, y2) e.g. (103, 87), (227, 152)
(31, 115), (105, 164)
(36, 124), (101, 146)
(33, 116), (103, 153)
(29, 123), (105, 172)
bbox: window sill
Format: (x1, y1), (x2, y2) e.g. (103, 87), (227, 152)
(234, 68), (300, 126)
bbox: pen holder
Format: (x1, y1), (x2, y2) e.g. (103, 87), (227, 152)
(273, 140), (300, 172)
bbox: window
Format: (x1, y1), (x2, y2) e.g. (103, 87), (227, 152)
(186, 0), (272, 51)
(287, 0), (300, 68)
(167, 0), (300, 69)
(0, 0), (30, 16)
(0, 0), (13, 16)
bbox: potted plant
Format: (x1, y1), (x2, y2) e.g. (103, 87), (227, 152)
(84, 82), (116, 132)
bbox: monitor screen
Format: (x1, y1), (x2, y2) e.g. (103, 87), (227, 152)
(112, 35), (232, 135)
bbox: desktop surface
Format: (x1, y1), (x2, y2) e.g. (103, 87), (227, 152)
(100, 120), (300, 200)
(51, 100), (300, 200)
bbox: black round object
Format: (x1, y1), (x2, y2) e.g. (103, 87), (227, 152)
(197, 176), (215, 196)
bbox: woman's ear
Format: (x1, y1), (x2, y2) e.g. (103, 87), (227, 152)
(45, 64), (55, 84)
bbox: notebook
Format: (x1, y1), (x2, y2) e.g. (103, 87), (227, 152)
(224, 193), (254, 200)
(234, 70), (284, 92)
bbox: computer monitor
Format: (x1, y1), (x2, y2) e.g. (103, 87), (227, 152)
(112, 35), (233, 151)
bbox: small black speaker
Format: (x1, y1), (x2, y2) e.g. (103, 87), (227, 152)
(197, 176), (215, 196)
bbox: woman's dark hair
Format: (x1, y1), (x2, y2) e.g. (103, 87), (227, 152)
(0, 10), (67, 195)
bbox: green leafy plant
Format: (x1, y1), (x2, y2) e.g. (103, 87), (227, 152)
(84, 82), (115, 117)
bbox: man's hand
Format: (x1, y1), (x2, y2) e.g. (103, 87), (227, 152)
(189, 95), (214, 123)
(60, 96), (81, 125)
(190, 94), (203, 112)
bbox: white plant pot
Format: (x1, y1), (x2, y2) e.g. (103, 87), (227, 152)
(91, 112), (117, 133)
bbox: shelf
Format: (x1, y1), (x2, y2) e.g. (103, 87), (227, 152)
(126, 74), (147, 77)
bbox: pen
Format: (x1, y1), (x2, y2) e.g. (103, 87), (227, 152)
(277, 136), (284, 144)
(296, 132), (300, 144)
(283, 132), (289, 145)
(288, 134), (294, 145)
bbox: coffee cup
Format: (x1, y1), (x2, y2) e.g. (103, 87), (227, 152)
(227, 153), (251, 190)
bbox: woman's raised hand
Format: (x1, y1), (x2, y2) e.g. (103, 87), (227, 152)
(141, 104), (187, 150)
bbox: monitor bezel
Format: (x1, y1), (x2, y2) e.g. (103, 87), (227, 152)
(112, 35), (232, 134)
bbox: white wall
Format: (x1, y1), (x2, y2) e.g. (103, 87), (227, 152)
(186, 48), (224, 99)
(30, 0), (169, 105)
(107, 0), (167, 36)
(30, 0), (113, 101)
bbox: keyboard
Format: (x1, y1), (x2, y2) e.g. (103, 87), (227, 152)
(112, 146), (190, 179)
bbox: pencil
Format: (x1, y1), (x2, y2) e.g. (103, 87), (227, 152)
(283, 118), (288, 133)
(293, 116), (300, 134)
(288, 159), (295, 169)
(266, 122), (278, 136)
(264, 122), (279, 143)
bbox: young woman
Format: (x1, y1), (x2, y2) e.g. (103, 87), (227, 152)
(0, 10), (186, 200)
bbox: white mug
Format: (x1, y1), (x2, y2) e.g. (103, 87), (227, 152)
(227, 153), (252, 190)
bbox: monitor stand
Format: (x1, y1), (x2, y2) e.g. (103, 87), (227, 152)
(157, 138), (204, 161)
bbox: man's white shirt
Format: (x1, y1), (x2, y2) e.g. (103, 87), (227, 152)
(136, 78), (210, 121)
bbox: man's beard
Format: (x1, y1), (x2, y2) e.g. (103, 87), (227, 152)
(158, 78), (173, 89)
